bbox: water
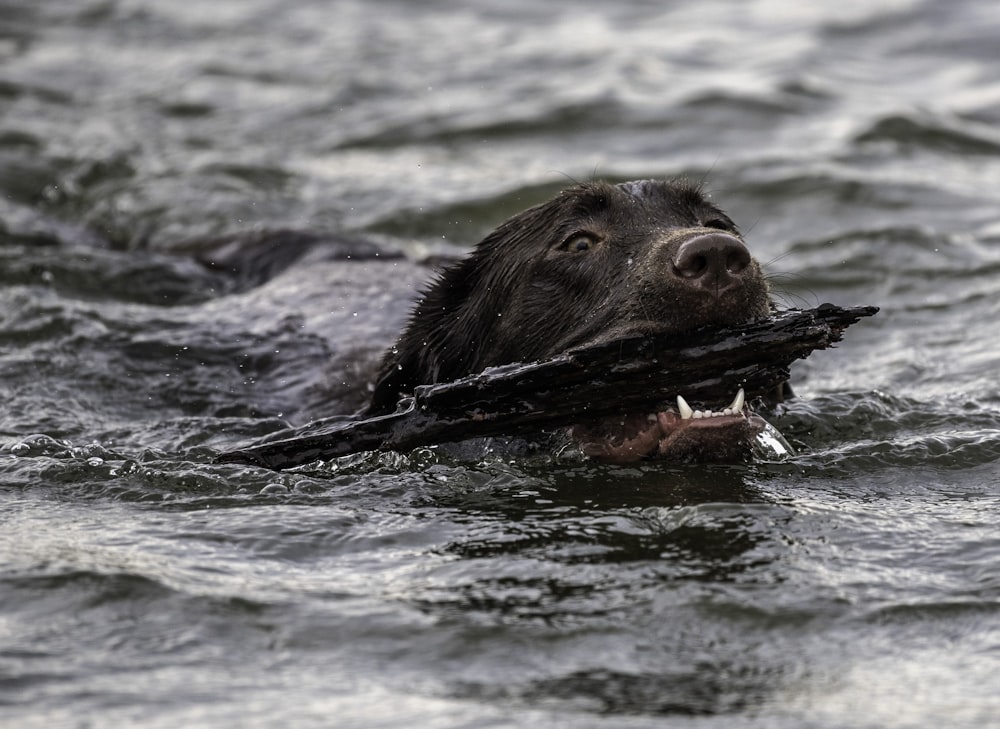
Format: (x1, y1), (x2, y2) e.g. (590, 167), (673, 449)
(3, 1), (1000, 726)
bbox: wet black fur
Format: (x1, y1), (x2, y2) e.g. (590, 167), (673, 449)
(366, 179), (771, 415)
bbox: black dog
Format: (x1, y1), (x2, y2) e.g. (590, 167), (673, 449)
(366, 179), (778, 462)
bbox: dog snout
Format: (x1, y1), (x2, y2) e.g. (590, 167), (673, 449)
(670, 233), (752, 296)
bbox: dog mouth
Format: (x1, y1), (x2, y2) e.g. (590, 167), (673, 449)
(571, 388), (778, 463)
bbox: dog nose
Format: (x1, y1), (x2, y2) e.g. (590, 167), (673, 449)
(671, 233), (752, 294)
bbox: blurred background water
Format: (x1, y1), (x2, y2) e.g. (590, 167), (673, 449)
(2, 1), (1000, 727)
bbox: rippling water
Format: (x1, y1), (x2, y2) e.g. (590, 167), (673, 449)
(3, 1), (1000, 727)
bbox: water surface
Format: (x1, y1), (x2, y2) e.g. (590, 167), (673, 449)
(3, 1), (1000, 727)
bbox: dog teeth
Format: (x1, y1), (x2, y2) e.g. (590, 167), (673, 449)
(676, 388), (746, 421)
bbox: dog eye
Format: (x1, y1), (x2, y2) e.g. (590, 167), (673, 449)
(561, 232), (599, 252)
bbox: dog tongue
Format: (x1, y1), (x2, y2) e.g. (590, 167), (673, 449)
(652, 409), (768, 462)
(572, 413), (666, 461)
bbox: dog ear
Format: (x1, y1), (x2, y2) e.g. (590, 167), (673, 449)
(365, 256), (484, 415)
(365, 187), (585, 416)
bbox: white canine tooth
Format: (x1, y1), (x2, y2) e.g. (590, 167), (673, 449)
(728, 388), (745, 413)
(679, 391), (746, 421)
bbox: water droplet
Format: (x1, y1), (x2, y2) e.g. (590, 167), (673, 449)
(753, 420), (794, 459)
(110, 460), (139, 477)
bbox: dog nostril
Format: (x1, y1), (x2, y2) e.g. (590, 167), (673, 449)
(683, 254), (709, 278)
(726, 245), (751, 274)
(671, 233), (751, 288)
